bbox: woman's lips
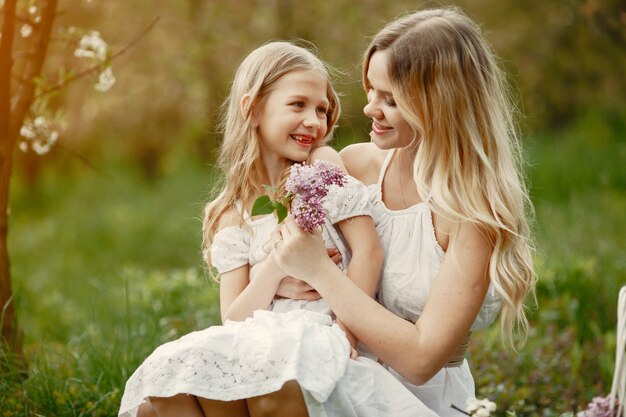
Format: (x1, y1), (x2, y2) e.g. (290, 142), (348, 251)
(371, 122), (393, 135)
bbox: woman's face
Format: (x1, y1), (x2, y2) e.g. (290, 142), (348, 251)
(363, 51), (414, 150)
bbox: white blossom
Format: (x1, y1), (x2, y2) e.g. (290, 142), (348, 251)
(466, 397), (497, 417)
(95, 66), (116, 92)
(20, 24), (33, 38)
(20, 125), (36, 139)
(28, 5), (37, 14)
(19, 116), (60, 155)
(74, 31), (108, 62)
(34, 116), (46, 127)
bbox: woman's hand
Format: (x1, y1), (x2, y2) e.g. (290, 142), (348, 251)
(273, 248), (340, 300)
(273, 217), (337, 284)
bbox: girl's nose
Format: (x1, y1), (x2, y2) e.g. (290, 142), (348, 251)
(303, 112), (321, 128)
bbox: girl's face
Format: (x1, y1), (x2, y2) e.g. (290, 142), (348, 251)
(363, 51), (414, 150)
(256, 70), (330, 164)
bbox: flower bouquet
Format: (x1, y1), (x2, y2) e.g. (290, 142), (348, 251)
(251, 160), (346, 231)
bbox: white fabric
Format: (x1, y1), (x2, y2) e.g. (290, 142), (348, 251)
(609, 286), (626, 416)
(368, 149), (502, 417)
(119, 173), (436, 417)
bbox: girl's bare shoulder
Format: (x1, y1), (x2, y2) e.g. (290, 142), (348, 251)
(339, 142), (388, 185)
(217, 205), (242, 230)
(310, 145), (346, 170)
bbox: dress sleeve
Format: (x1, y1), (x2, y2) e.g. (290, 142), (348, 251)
(323, 175), (372, 224)
(210, 226), (251, 274)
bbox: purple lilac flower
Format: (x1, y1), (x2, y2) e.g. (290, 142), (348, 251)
(577, 395), (619, 417)
(285, 160), (347, 232)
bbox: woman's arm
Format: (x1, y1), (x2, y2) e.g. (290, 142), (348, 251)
(274, 217), (491, 385)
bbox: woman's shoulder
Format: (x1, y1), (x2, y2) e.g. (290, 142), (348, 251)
(339, 142), (388, 185)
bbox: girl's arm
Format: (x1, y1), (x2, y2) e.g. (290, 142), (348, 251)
(334, 215), (383, 349)
(274, 216), (490, 385)
(309, 146), (384, 349)
(219, 252), (286, 322)
(214, 208), (286, 323)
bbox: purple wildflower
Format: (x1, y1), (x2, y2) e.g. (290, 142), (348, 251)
(285, 160), (347, 232)
(577, 395), (619, 417)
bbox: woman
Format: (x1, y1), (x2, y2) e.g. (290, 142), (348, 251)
(272, 7), (536, 416)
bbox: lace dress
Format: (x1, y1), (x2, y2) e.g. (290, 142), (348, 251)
(118, 175), (436, 417)
(368, 149), (502, 417)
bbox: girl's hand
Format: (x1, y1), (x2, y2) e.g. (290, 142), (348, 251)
(273, 217), (337, 284)
(350, 347), (359, 359)
(275, 276), (321, 300)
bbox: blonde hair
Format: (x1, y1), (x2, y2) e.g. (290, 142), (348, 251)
(363, 8), (536, 346)
(202, 41), (340, 268)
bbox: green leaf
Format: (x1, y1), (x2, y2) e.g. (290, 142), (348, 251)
(275, 202), (288, 223)
(262, 184), (280, 194)
(251, 195), (274, 216)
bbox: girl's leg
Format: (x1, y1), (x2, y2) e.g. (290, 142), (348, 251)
(196, 398), (250, 417)
(246, 381), (309, 417)
(136, 401), (158, 417)
(149, 394), (204, 417)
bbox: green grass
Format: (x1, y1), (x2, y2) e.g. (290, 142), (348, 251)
(2, 116), (625, 415)
(3, 161), (221, 416)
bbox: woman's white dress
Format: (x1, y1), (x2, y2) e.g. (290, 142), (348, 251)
(368, 149), (502, 417)
(118, 175), (436, 417)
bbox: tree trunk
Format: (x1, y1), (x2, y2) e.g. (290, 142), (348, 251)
(0, 0), (58, 356)
(0, 0), (21, 357)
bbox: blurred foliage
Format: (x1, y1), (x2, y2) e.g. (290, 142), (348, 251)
(14, 0), (625, 181)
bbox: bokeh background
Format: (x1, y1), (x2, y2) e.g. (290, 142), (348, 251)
(3, 0), (626, 415)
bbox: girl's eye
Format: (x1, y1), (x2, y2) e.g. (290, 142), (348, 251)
(317, 106), (328, 114)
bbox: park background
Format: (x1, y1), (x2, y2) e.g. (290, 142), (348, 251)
(2, 0), (625, 415)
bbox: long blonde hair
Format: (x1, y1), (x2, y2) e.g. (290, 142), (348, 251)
(202, 41), (340, 267)
(363, 8), (536, 346)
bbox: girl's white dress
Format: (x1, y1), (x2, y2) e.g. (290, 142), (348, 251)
(368, 149), (502, 417)
(118, 176), (436, 417)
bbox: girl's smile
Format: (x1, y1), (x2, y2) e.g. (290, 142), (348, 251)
(256, 69), (330, 166)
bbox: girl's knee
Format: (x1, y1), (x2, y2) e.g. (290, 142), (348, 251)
(247, 381), (308, 417)
(136, 402), (158, 417)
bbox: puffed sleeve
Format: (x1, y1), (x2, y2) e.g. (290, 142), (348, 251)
(323, 175), (372, 224)
(210, 226), (251, 274)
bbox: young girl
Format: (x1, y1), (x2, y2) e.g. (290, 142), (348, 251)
(118, 41), (435, 417)
(271, 8), (537, 417)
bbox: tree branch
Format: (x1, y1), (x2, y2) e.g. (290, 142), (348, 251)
(33, 16), (160, 100)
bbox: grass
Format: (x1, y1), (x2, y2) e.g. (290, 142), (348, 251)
(2, 115), (625, 416)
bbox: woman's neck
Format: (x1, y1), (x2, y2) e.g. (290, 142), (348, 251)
(395, 147), (416, 177)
